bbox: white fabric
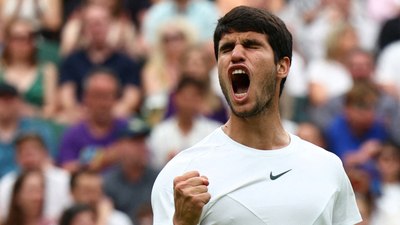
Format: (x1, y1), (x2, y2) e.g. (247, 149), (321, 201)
(152, 128), (362, 225)
(370, 183), (400, 225)
(307, 59), (353, 99)
(2, 0), (47, 29)
(108, 210), (133, 225)
(0, 166), (71, 221)
(376, 41), (400, 97)
(149, 116), (221, 170)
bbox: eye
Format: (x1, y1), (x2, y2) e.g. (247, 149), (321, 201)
(219, 43), (234, 54)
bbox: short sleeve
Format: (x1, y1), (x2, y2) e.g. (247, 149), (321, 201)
(151, 174), (175, 225)
(332, 165), (363, 225)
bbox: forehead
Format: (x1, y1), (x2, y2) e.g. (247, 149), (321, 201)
(219, 31), (268, 44)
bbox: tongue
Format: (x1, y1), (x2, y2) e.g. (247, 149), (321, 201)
(236, 87), (248, 94)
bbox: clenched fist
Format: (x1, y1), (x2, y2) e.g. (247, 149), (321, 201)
(173, 171), (211, 225)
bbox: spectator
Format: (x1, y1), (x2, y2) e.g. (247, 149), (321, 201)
(69, 169), (132, 225)
(149, 76), (221, 170)
(2, 170), (56, 225)
(296, 122), (326, 148)
(142, 0), (219, 47)
(371, 142), (400, 225)
(375, 40), (400, 100)
(325, 81), (388, 166)
(0, 83), (57, 178)
(310, 48), (400, 132)
(61, 0), (141, 59)
(59, 204), (96, 225)
(161, 45), (228, 124)
(58, 69), (128, 173)
(59, 3), (141, 123)
(307, 22), (357, 107)
(141, 18), (196, 124)
(103, 116), (158, 225)
(0, 133), (70, 223)
(0, 19), (58, 118)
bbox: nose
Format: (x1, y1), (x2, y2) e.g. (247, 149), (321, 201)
(231, 45), (245, 63)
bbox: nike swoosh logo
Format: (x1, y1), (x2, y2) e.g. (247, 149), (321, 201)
(270, 169), (292, 180)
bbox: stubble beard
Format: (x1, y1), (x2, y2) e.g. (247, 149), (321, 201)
(219, 71), (277, 119)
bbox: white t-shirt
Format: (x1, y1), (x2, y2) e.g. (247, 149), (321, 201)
(108, 210), (133, 225)
(0, 166), (71, 221)
(149, 116), (221, 170)
(152, 128), (362, 225)
(370, 183), (400, 225)
(376, 41), (400, 97)
(307, 59), (353, 99)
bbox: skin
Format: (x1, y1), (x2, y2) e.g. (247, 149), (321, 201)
(16, 139), (48, 171)
(173, 31), (291, 225)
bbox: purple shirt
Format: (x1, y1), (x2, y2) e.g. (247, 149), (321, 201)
(58, 119), (127, 165)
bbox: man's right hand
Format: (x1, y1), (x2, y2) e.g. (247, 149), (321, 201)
(173, 171), (211, 225)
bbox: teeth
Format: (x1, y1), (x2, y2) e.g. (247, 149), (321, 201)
(232, 69), (246, 75)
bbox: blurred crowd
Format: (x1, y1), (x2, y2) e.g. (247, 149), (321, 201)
(0, 0), (399, 225)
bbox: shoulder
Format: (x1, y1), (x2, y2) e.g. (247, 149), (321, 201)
(290, 134), (343, 168)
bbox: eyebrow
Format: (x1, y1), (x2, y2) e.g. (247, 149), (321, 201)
(218, 41), (235, 52)
(242, 39), (264, 47)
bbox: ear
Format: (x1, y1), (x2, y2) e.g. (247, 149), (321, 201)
(276, 56), (291, 79)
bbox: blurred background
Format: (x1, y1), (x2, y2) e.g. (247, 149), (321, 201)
(0, 0), (399, 225)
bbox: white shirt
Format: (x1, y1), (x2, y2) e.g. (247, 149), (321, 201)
(108, 210), (133, 225)
(376, 41), (400, 97)
(370, 183), (400, 225)
(307, 59), (353, 99)
(149, 116), (221, 170)
(0, 166), (71, 221)
(152, 128), (362, 225)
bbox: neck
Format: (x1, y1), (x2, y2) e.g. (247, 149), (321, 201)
(177, 114), (194, 135)
(223, 105), (289, 150)
(87, 117), (114, 137)
(87, 45), (111, 64)
(24, 212), (41, 225)
(123, 164), (145, 182)
(176, 1), (188, 12)
(7, 59), (33, 68)
(382, 175), (400, 184)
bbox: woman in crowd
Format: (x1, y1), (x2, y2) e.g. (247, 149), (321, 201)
(2, 170), (54, 225)
(141, 18), (196, 124)
(59, 204), (96, 225)
(0, 19), (57, 118)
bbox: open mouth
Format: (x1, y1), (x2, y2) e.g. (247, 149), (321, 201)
(232, 69), (250, 96)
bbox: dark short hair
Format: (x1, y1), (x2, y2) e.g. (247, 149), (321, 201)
(213, 6), (293, 96)
(70, 169), (99, 191)
(83, 67), (121, 94)
(59, 204), (96, 225)
(344, 81), (379, 108)
(14, 132), (46, 151)
(175, 75), (207, 95)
